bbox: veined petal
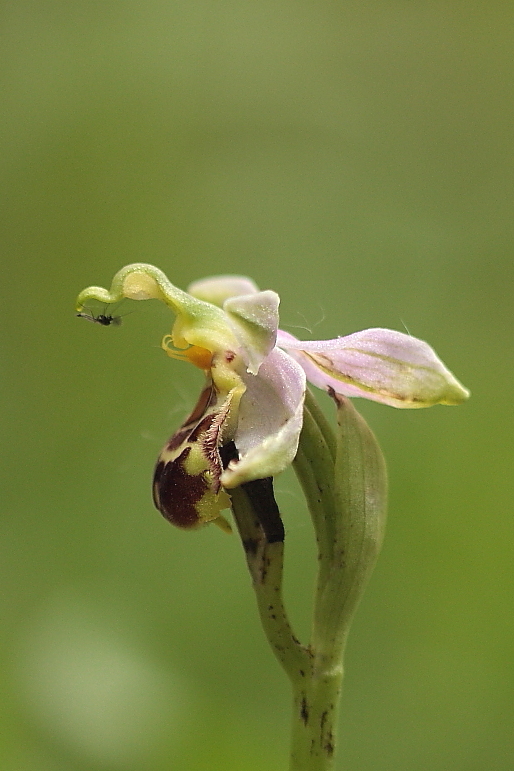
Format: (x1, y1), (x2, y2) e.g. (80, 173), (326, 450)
(277, 328), (470, 408)
(221, 348), (306, 488)
(224, 290), (279, 375)
(188, 275), (260, 306)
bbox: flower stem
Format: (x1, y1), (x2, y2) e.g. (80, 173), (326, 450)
(229, 481), (309, 679)
(230, 390), (387, 771)
(230, 480), (340, 771)
(289, 665), (342, 771)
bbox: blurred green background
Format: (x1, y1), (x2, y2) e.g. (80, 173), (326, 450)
(1, 2), (513, 769)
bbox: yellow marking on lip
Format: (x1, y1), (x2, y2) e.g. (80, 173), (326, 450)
(161, 336), (213, 370)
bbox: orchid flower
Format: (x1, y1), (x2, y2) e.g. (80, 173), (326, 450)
(76, 263), (470, 771)
(76, 263), (469, 533)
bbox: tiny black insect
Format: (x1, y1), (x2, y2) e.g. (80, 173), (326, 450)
(76, 309), (123, 326)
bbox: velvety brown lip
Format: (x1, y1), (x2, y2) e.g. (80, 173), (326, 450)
(153, 447), (209, 529)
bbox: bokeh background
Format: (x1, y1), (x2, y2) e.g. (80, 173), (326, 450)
(2, 2), (513, 769)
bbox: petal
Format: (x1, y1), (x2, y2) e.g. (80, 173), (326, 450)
(277, 328), (470, 408)
(224, 290), (280, 375)
(221, 348), (306, 488)
(188, 275), (260, 306)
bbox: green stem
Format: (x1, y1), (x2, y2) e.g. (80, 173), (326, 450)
(289, 664), (343, 771)
(231, 482), (340, 771)
(230, 485), (309, 679)
(231, 390), (387, 771)
(294, 392), (387, 769)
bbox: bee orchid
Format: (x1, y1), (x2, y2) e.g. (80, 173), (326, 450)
(77, 264), (469, 532)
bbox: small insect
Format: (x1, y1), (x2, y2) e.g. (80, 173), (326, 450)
(76, 306), (123, 326)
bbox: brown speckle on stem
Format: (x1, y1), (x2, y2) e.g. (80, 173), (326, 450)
(300, 696), (309, 725)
